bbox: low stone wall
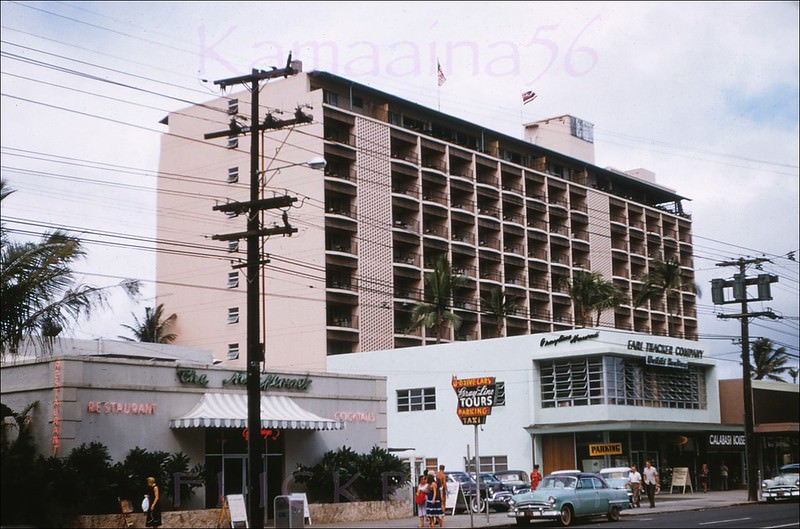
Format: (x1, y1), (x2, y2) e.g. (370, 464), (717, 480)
(309, 499), (411, 524)
(68, 500), (412, 527)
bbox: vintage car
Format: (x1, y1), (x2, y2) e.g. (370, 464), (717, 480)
(762, 463), (799, 502)
(475, 472), (513, 511)
(494, 469), (532, 494)
(508, 471), (629, 526)
(598, 467), (634, 506)
(444, 471), (480, 512)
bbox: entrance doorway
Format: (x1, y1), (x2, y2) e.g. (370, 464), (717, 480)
(205, 428), (286, 518)
(222, 455), (248, 498)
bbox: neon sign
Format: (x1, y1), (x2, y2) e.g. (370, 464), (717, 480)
(52, 360), (63, 456)
(242, 428), (282, 441)
(87, 401), (157, 415)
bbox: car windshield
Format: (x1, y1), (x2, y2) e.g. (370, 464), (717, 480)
(779, 464), (799, 474)
(497, 472), (528, 483)
(541, 476), (577, 489)
(478, 474), (500, 484)
(604, 477), (627, 488)
(450, 473), (473, 483)
(601, 471), (628, 479)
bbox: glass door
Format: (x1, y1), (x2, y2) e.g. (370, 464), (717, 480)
(222, 454), (248, 502)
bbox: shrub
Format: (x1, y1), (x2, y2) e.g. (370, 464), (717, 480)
(293, 445), (409, 503)
(0, 404), (205, 526)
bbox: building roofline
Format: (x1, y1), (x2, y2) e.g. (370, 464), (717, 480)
(307, 70), (689, 205)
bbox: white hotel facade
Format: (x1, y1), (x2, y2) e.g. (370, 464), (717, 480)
(329, 329), (743, 486)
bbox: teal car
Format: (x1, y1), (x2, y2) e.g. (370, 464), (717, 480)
(508, 471), (629, 527)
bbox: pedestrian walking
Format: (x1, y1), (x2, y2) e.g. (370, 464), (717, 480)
(699, 463), (709, 492)
(435, 464), (448, 513)
(643, 460), (659, 508)
(530, 464), (542, 491)
(627, 464), (642, 508)
(719, 462), (729, 491)
(416, 474), (430, 527)
(144, 476), (162, 527)
(425, 473), (444, 528)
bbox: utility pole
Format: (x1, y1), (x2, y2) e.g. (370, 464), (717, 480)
(205, 56), (302, 529)
(712, 257), (780, 502)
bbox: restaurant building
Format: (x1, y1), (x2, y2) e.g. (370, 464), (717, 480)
(0, 338), (387, 511)
(328, 328), (745, 489)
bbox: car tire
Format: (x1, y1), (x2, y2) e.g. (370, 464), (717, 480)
(608, 506), (621, 521)
(470, 496), (485, 513)
(766, 497), (775, 504)
(515, 518), (531, 527)
(559, 505), (573, 527)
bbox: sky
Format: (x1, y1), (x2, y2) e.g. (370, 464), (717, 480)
(1, 1), (798, 380)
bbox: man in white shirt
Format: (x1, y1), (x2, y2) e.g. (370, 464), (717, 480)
(643, 460), (659, 508)
(627, 465), (642, 507)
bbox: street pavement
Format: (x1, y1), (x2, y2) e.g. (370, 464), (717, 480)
(313, 489), (755, 528)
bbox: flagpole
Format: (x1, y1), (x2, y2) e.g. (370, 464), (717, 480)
(437, 60), (445, 112)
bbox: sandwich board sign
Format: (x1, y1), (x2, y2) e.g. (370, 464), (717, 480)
(225, 494), (248, 528)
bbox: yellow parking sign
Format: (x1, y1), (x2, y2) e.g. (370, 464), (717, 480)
(588, 443), (623, 456)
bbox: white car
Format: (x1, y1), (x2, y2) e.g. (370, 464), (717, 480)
(762, 463), (799, 502)
(599, 467), (634, 506)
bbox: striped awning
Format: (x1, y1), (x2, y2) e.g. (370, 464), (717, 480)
(169, 393), (345, 431)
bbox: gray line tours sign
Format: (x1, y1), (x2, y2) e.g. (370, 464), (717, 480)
(452, 375), (496, 425)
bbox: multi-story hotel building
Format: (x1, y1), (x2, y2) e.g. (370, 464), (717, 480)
(156, 68), (697, 369)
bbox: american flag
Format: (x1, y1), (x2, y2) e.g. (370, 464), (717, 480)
(437, 61), (446, 87)
(522, 90), (537, 105)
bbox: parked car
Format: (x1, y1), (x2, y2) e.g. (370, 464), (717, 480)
(761, 463), (799, 503)
(598, 467), (634, 506)
(507, 471), (629, 527)
(444, 471), (480, 512)
(475, 472), (513, 511)
(494, 469), (532, 494)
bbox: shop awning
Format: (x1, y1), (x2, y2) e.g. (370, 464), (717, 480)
(169, 393), (345, 431)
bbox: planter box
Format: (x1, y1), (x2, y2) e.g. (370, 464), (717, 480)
(69, 500), (412, 527)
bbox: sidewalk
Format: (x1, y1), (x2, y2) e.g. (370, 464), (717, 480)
(312, 489), (753, 528)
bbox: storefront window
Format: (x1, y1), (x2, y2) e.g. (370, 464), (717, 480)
(605, 357), (706, 409)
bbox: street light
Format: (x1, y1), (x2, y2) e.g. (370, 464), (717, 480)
(258, 156), (326, 177)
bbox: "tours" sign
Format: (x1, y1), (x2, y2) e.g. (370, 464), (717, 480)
(452, 375), (496, 425)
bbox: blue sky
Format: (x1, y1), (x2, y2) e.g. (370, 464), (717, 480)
(1, 1), (798, 379)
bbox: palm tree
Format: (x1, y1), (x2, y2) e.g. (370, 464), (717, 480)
(634, 257), (699, 335)
(408, 257), (462, 343)
(788, 368), (798, 385)
(1, 180), (140, 356)
(119, 304), (178, 344)
(593, 280), (628, 327)
(751, 337), (790, 381)
(481, 287), (519, 337)
(567, 271), (625, 328)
